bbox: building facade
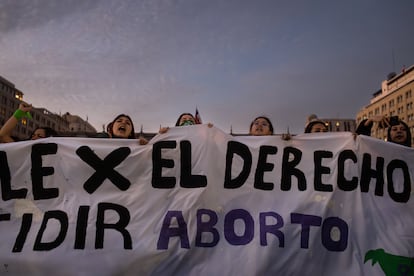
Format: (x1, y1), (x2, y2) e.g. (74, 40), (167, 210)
(61, 112), (97, 136)
(305, 114), (356, 133)
(356, 65), (414, 146)
(0, 75), (96, 140)
(318, 118), (356, 133)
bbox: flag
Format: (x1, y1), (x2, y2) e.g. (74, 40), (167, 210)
(195, 107), (202, 124)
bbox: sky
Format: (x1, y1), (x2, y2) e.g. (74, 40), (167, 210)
(1, 0), (414, 134)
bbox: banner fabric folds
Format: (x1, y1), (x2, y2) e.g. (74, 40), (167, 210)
(0, 125), (413, 275)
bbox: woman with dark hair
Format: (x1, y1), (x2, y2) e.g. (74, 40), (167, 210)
(107, 114), (136, 139)
(356, 115), (412, 147)
(304, 120), (328, 133)
(249, 116), (274, 136)
(175, 113), (197, 127)
(303, 114), (328, 133)
(159, 112), (212, 134)
(30, 127), (58, 140)
(104, 114), (148, 144)
(387, 119), (411, 147)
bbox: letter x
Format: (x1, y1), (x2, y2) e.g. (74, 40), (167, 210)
(76, 146), (131, 194)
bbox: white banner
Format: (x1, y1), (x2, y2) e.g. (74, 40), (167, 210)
(0, 125), (413, 275)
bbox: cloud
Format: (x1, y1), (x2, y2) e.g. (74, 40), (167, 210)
(0, 0), (98, 33)
(1, 0), (414, 135)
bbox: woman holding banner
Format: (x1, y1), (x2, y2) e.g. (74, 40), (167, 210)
(159, 112), (212, 134)
(356, 115), (412, 147)
(249, 116), (274, 136)
(387, 119), (411, 147)
(105, 114), (148, 145)
(0, 102), (58, 142)
(304, 114), (328, 133)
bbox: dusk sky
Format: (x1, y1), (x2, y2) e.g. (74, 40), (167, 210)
(1, 0), (414, 134)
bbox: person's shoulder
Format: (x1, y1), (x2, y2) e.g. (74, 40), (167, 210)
(95, 132), (110, 138)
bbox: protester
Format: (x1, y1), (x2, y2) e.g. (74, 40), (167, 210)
(304, 120), (328, 133)
(356, 115), (412, 147)
(305, 120), (328, 133)
(0, 102), (31, 142)
(249, 116), (274, 136)
(303, 114), (328, 133)
(159, 112), (212, 134)
(0, 102), (58, 142)
(30, 127), (58, 140)
(387, 119), (411, 147)
(105, 114), (148, 145)
(175, 113), (197, 127)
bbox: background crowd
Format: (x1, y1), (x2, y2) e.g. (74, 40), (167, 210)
(0, 102), (412, 148)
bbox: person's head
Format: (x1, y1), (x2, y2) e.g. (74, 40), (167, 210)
(108, 114), (135, 139)
(175, 113), (196, 127)
(249, 116), (274, 136)
(30, 127), (57, 140)
(304, 120), (328, 133)
(387, 119), (411, 147)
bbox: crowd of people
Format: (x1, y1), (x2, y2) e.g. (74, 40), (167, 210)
(0, 102), (412, 148)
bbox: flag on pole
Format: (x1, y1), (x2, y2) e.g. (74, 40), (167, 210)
(195, 107), (202, 124)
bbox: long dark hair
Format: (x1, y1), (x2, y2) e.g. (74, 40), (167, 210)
(387, 119), (411, 147)
(175, 113), (196, 126)
(108, 114), (135, 139)
(304, 120), (327, 133)
(249, 116), (274, 134)
(29, 127), (58, 139)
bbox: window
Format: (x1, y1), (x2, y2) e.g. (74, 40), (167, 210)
(335, 121), (340, 131)
(345, 121), (350, 131)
